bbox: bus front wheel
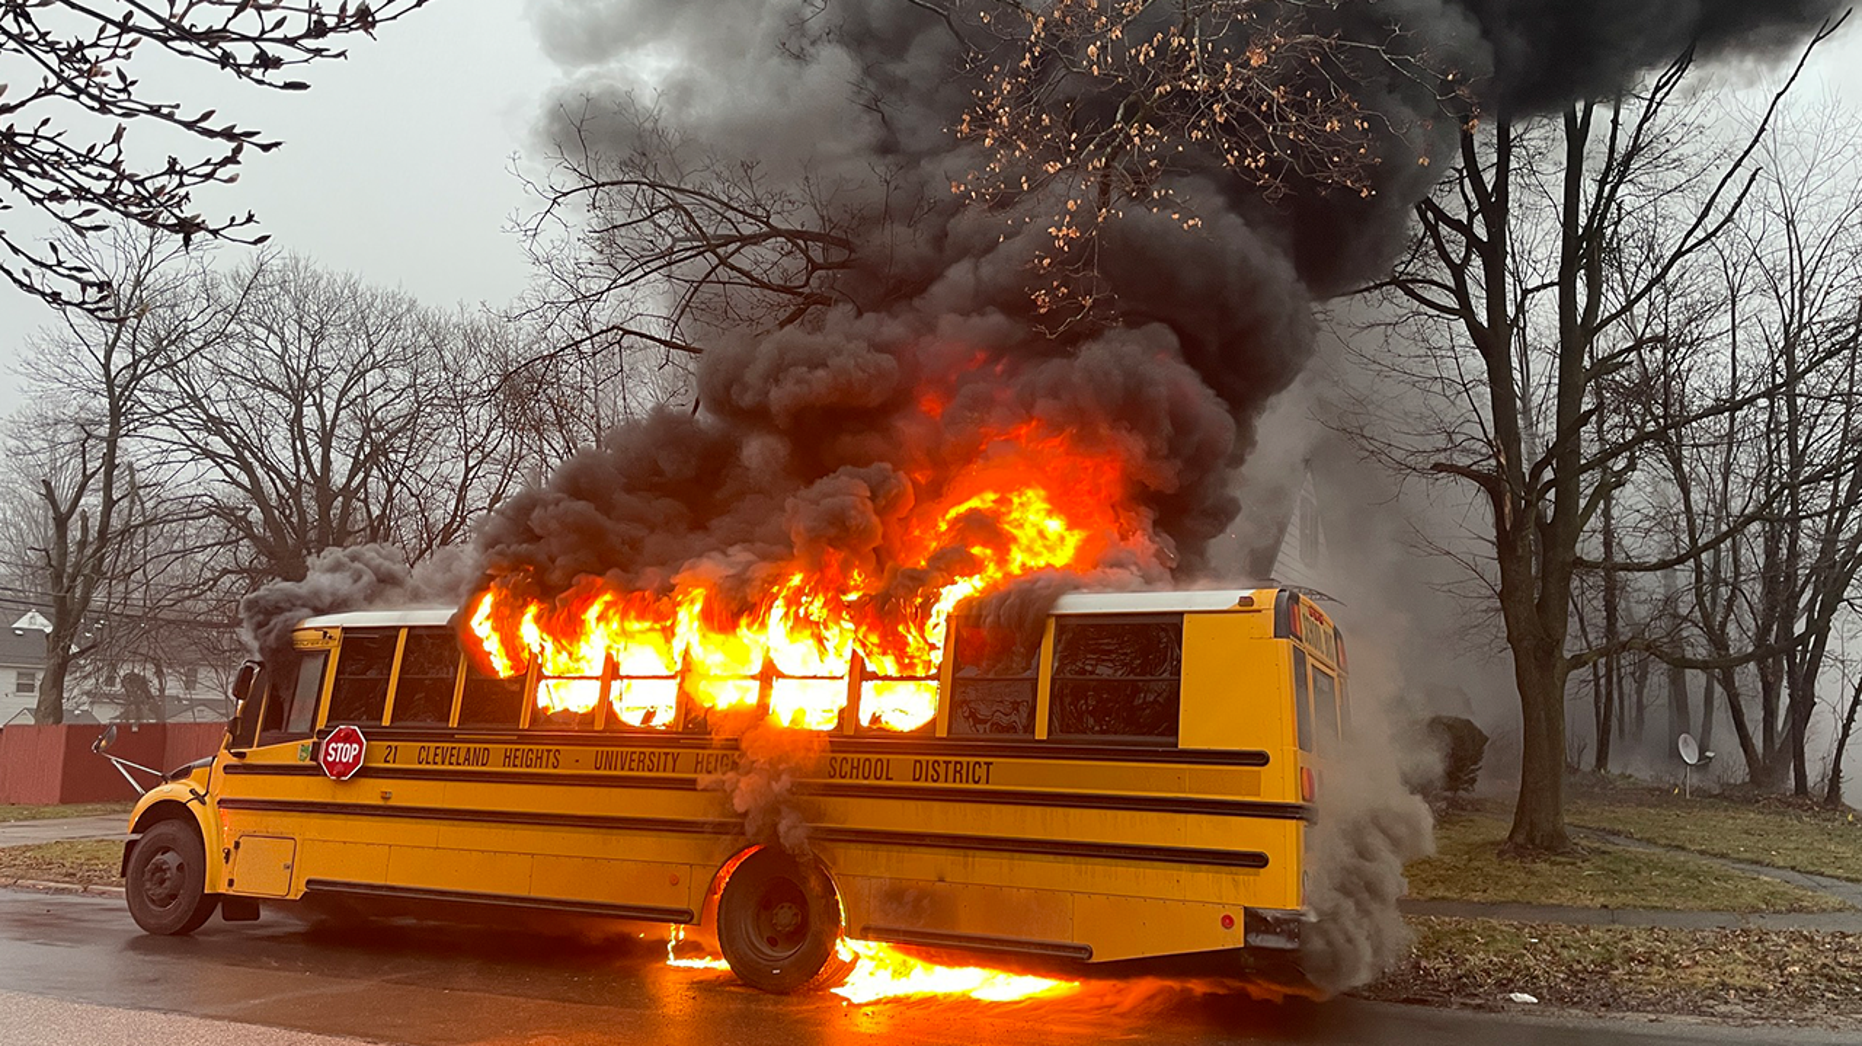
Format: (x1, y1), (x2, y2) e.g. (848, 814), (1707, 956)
(716, 848), (853, 993)
(126, 820), (218, 935)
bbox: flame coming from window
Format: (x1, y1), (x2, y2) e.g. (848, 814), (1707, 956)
(468, 423), (1146, 732)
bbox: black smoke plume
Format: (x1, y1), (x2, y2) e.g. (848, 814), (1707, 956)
(479, 0), (1847, 991)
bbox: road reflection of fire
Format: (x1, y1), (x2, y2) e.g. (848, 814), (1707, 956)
(663, 925), (1078, 1003)
(830, 939), (1079, 1004)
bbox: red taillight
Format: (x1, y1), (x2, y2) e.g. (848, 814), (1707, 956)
(1221, 913), (1236, 930)
(1300, 766), (1316, 803)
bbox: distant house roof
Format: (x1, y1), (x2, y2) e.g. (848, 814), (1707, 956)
(0, 623), (45, 668)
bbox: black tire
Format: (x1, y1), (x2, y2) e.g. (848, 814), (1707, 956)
(716, 848), (854, 993)
(126, 820), (218, 936)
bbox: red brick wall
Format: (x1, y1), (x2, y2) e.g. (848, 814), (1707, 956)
(0, 722), (228, 805)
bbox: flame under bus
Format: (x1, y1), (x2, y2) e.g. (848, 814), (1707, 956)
(121, 587), (1348, 990)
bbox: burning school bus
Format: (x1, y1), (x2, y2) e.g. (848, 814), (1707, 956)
(115, 586), (1346, 994)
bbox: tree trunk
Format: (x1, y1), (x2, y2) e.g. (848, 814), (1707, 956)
(1667, 660), (1691, 751)
(1790, 676), (1813, 797)
(1590, 658), (1609, 771)
(33, 648), (68, 725)
(1597, 494), (1619, 770)
(1630, 653), (1650, 749)
(1508, 633), (1573, 851)
(1824, 675), (1861, 808)
(1699, 669), (1716, 753)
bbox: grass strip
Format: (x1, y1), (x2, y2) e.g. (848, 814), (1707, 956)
(1567, 791), (1862, 884)
(1408, 813), (1851, 912)
(0, 802), (133, 823)
(0, 840), (124, 886)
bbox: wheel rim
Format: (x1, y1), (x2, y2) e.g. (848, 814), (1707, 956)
(140, 846), (186, 911)
(746, 876), (811, 962)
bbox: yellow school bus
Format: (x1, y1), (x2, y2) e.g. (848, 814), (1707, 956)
(115, 587), (1348, 992)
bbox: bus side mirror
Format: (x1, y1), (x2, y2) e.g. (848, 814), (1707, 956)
(231, 660), (261, 702)
(93, 723), (118, 754)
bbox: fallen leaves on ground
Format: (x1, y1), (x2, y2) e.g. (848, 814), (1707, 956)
(1363, 917), (1862, 1025)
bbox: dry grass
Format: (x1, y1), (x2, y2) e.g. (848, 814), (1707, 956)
(1407, 813), (1851, 912)
(0, 840), (123, 886)
(1365, 916), (1862, 1024)
(0, 802), (133, 823)
(1565, 781), (1862, 883)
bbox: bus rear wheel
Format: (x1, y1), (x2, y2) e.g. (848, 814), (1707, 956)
(126, 820), (218, 936)
(716, 848), (853, 993)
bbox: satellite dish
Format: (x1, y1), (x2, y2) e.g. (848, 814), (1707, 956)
(1678, 733), (1700, 766)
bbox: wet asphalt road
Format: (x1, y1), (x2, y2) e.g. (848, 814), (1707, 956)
(0, 888), (1846, 1046)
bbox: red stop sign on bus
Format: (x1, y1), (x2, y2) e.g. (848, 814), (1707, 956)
(319, 724), (368, 781)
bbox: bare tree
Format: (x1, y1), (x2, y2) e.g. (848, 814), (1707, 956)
(1829, 646), (1862, 807)
(0, 0), (430, 309)
(515, 100), (863, 363)
(958, 0), (1425, 316)
(3, 231), (219, 722)
(1350, 36), (1838, 851)
(147, 254), (532, 585)
(1660, 106), (1862, 793)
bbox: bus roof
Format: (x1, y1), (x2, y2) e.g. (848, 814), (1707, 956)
(1048, 589), (1274, 614)
(298, 607), (457, 629)
(295, 588), (1280, 632)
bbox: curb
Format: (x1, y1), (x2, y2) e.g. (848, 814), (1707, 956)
(0, 876), (125, 899)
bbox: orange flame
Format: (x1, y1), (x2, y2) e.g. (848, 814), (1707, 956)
(659, 926), (1079, 1004)
(665, 925), (731, 971)
(832, 939), (1080, 1004)
(468, 422), (1145, 733)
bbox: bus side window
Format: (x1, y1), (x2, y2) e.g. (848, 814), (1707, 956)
(229, 665), (269, 749)
(1047, 615), (1182, 743)
(391, 628), (461, 726)
(246, 652), (326, 746)
(948, 619), (1040, 737)
(1293, 647), (1312, 751)
(458, 660), (527, 728)
(284, 652), (327, 737)
(325, 630), (398, 726)
(533, 675), (600, 730)
(1312, 666), (1339, 747)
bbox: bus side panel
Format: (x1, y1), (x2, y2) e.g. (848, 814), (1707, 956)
(835, 870), (1075, 946)
(1178, 613), (1292, 769)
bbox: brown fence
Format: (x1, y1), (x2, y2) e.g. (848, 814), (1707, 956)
(0, 722), (226, 805)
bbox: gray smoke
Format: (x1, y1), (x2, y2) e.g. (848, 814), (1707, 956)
(240, 544), (476, 661)
(700, 721), (826, 856)
(1300, 730), (1437, 994)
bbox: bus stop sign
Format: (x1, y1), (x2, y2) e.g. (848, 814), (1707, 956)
(319, 725), (367, 781)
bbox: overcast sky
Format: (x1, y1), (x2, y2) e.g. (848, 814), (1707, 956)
(0, 0), (555, 419)
(1, 5), (1860, 422)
